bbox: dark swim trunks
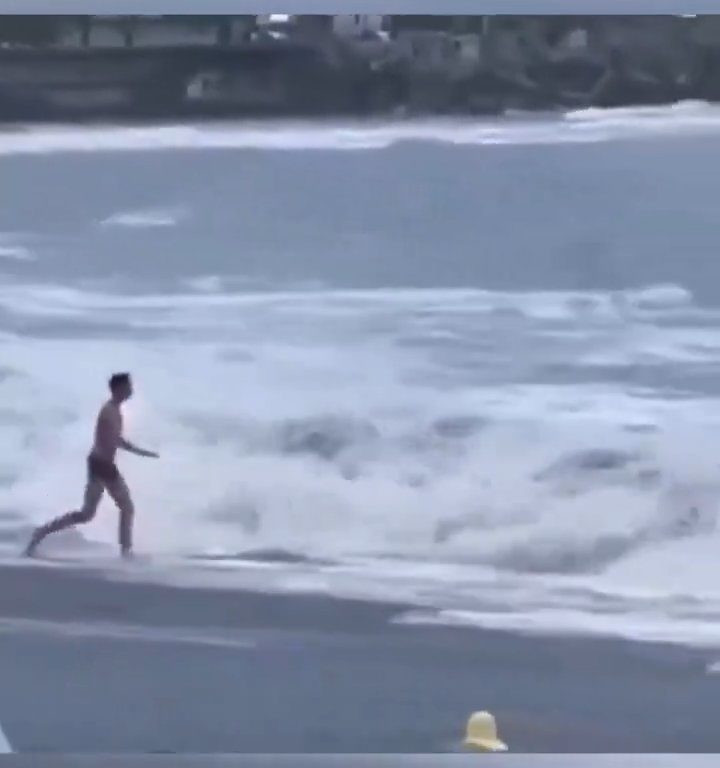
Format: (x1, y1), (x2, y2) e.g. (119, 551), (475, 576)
(87, 454), (119, 484)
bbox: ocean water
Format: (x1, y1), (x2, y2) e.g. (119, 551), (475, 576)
(4, 103), (720, 649)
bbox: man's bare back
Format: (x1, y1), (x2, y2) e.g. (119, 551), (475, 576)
(24, 372), (158, 558)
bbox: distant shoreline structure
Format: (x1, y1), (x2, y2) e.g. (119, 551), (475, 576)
(1, 15), (720, 122)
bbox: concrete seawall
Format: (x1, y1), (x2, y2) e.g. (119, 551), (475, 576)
(0, 43), (366, 120)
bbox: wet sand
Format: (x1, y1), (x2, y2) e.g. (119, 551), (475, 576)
(0, 563), (716, 753)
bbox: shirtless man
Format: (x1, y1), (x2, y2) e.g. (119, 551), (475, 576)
(24, 372), (158, 558)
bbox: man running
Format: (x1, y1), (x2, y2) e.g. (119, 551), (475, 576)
(24, 372), (158, 558)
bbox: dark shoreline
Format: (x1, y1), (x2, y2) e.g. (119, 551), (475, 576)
(0, 562), (718, 753)
(2, 15), (720, 123)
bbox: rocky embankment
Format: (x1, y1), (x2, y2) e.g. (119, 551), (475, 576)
(1, 15), (720, 121)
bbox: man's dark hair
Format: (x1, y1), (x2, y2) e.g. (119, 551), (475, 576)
(109, 372), (131, 393)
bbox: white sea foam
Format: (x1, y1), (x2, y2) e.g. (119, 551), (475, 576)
(392, 607), (720, 650)
(0, 246), (33, 262)
(99, 206), (186, 229)
(2, 277), (720, 648)
(1, 102), (720, 158)
(0, 234), (35, 262)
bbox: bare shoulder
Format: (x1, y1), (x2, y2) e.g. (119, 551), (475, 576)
(98, 400), (120, 423)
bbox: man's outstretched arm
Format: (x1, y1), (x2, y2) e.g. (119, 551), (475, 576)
(119, 438), (159, 458)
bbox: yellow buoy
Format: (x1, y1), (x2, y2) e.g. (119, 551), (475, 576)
(463, 711), (508, 753)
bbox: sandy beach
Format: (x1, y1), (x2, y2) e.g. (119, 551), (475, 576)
(0, 562), (716, 754)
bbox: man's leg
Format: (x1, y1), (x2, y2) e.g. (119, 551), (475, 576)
(107, 473), (134, 557)
(24, 480), (103, 556)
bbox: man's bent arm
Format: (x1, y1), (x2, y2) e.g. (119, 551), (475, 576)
(119, 438), (158, 458)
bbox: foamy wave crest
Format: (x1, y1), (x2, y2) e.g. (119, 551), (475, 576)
(391, 606), (720, 650)
(0, 233), (35, 262)
(183, 275), (226, 293)
(0, 280), (701, 326)
(2, 102), (720, 157)
(565, 100), (713, 123)
(100, 206), (186, 229)
(0, 246), (33, 262)
(624, 284), (694, 311)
